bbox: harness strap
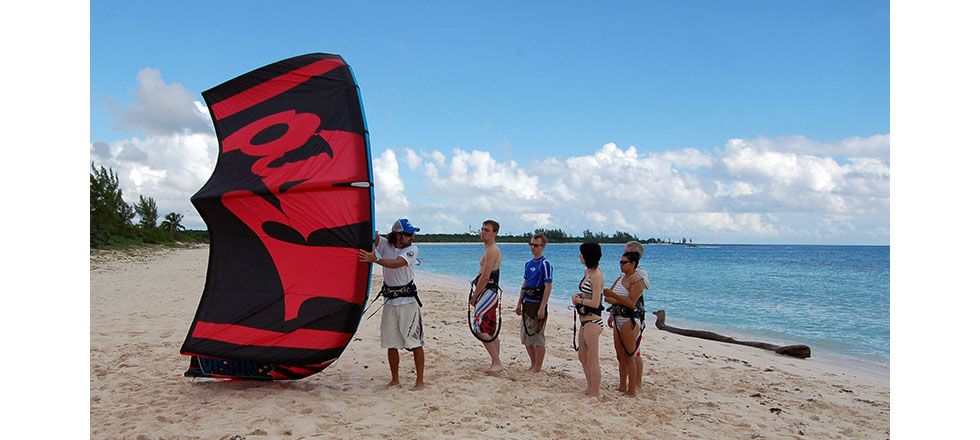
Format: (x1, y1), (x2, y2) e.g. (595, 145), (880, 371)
(576, 302), (605, 317)
(570, 306), (603, 352)
(520, 286), (545, 301)
(381, 281), (422, 308)
(614, 316), (645, 357)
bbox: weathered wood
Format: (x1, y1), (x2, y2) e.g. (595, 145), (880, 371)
(652, 310), (811, 359)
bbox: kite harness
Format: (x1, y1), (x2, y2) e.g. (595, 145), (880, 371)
(608, 302), (645, 357)
(520, 286), (548, 337)
(571, 273), (604, 351)
(363, 281), (420, 320)
(380, 281), (422, 307)
(608, 275), (646, 357)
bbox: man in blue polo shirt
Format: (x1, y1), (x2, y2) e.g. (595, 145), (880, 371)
(515, 232), (553, 372)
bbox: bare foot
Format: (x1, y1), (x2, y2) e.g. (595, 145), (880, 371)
(617, 385), (627, 393)
(387, 380), (401, 387)
(484, 364), (504, 376)
(412, 382), (425, 390)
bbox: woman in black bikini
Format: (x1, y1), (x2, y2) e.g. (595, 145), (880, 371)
(571, 242), (604, 397)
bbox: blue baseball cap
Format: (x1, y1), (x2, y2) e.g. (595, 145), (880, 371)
(391, 218), (421, 234)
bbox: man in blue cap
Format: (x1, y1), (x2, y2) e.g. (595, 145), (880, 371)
(358, 218), (425, 389)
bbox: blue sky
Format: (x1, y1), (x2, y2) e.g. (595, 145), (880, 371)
(90, 0), (890, 243)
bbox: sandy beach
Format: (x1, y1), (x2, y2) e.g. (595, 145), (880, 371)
(91, 246), (889, 439)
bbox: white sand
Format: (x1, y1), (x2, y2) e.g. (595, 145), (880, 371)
(91, 246), (889, 439)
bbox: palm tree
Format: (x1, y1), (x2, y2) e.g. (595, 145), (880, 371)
(160, 212), (186, 239)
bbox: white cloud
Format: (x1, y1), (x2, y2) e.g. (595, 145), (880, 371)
(520, 213), (553, 227)
(714, 180), (756, 198)
(543, 142), (712, 213)
(718, 137), (890, 218)
(110, 68), (213, 135)
(412, 212), (463, 232)
(608, 209), (634, 230)
(423, 162), (446, 185)
(722, 140), (844, 192)
(657, 147), (714, 169)
(685, 212), (777, 235)
(821, 215), (858, 235)
(373, 149), (410, 216)
(584, 211), (607, 223)
(128, 165), (167, 189)
(426, 148), (541, 200)
(91, 141), (111, 158)
(393, 134), (888, 243)
(427, 150), (446, 166)
(729, 134), (890, 160)
(403, 147), (422, 170)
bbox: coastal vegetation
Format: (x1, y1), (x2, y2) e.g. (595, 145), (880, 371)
(90, 164), (208, 248)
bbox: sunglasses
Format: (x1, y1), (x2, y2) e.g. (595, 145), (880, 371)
(619, 260), (632, 265)
(529, 243), (544, 248)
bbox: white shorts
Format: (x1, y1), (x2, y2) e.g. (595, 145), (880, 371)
(380, 302), (424, 350)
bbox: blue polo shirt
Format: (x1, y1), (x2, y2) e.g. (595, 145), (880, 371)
(523, 256), (553, 303)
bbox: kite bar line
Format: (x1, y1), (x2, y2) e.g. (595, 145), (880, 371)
(364, 303), (383, 321)
(361, 290), (384, 319)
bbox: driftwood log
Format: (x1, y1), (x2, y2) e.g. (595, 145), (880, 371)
(652, 310), (811, 359)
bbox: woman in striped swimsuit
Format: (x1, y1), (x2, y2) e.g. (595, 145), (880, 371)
(603, 250), (646, 397)
(571, 242), (604, 397)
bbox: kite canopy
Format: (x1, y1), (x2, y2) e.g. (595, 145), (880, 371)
(180, 53), (374, 380)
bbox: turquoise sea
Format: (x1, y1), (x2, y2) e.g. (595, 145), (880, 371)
(412, 243), (889, 372)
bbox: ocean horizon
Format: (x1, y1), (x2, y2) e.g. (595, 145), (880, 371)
(411, 242), (890, 374)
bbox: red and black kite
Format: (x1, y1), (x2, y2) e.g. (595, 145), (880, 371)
(180, 53), (374, 380)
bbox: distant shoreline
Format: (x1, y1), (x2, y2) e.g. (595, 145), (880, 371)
(412, 241), (889, 247)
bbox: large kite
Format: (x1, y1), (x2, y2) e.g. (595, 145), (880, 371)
(180, 53), (374, 380)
